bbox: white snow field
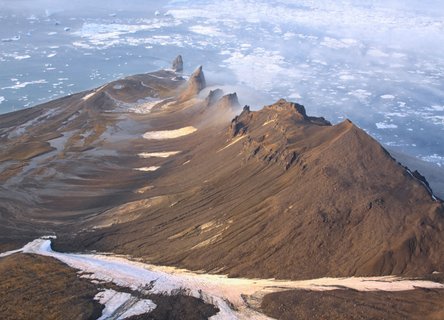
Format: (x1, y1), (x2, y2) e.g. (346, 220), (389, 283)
(142, 127), (197, 140)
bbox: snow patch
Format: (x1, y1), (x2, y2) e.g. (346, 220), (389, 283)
(0, 248), (23, 258)
(134, 166), (160, 172)
(143, 127), (197, 140)
(82, 92), (96, 101)
(134, 186), (154, 194)
(218, 136), (246, 152)
(95, 289), (156, 320)
(138, 151), (180, 158)
(128, 99), (161, 114)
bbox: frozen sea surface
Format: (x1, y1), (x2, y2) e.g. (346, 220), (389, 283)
(0, 0), (443, 166)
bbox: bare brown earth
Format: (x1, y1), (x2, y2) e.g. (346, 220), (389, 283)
(125, 294), (218, 320)
(0, 61), (443, 284)
(55, 99), (444, 280)
(0, 253), (103, 320)
(261, 288), (444, 320)
(0, 253), (218, 320)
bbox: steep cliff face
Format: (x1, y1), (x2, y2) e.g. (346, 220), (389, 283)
(0, 60), (443, 281)
(179, 66), (206, 101)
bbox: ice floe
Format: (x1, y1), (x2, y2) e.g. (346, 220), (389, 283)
(2, 80), (47, 90)
(1, 35), (20, 42)
(348, 89), (372, 100)
(421, 154), (444, 167)
(367, 48), (389, 58)
(72, 20), (182, 49)
(376, 122), (398, 129)
(14, 55), (31, 60)
(189, 25), (225, 37)
(320, 37), (358, 49)
(429, 105), (444, 112)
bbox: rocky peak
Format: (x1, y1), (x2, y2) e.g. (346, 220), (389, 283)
(190, 66), (206, 90)
(268, 99), (307, 117)
(172, 55), (183, 73)
(266, 99), (331, 126)
(205, 89), (224, 106)
(216, 93), (241, 111)
(179, 66), (206, 100)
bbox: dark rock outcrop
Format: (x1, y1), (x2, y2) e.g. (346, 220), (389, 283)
(179, 66), (206, 100)
(215, 93), (240, 111)
(205, 89), (224, 107)
(172, 55), (183, 73)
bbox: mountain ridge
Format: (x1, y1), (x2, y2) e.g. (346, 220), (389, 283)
(0, 60), (443, 282)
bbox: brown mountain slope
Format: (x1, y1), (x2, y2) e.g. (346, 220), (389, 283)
(0, 61), (443, 281)
(0, 254), (103, 319)
(55, 99), (443, 280)
(261, 288), (444, 320)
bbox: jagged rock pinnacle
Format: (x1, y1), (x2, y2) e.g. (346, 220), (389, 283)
(172, 55), (183, 73)
(179, 65), (206, 100)
(205, 89), (224, 106)
(216, 93), (240, 110)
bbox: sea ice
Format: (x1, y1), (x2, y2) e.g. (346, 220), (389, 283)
(376, 122), (398, 129)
